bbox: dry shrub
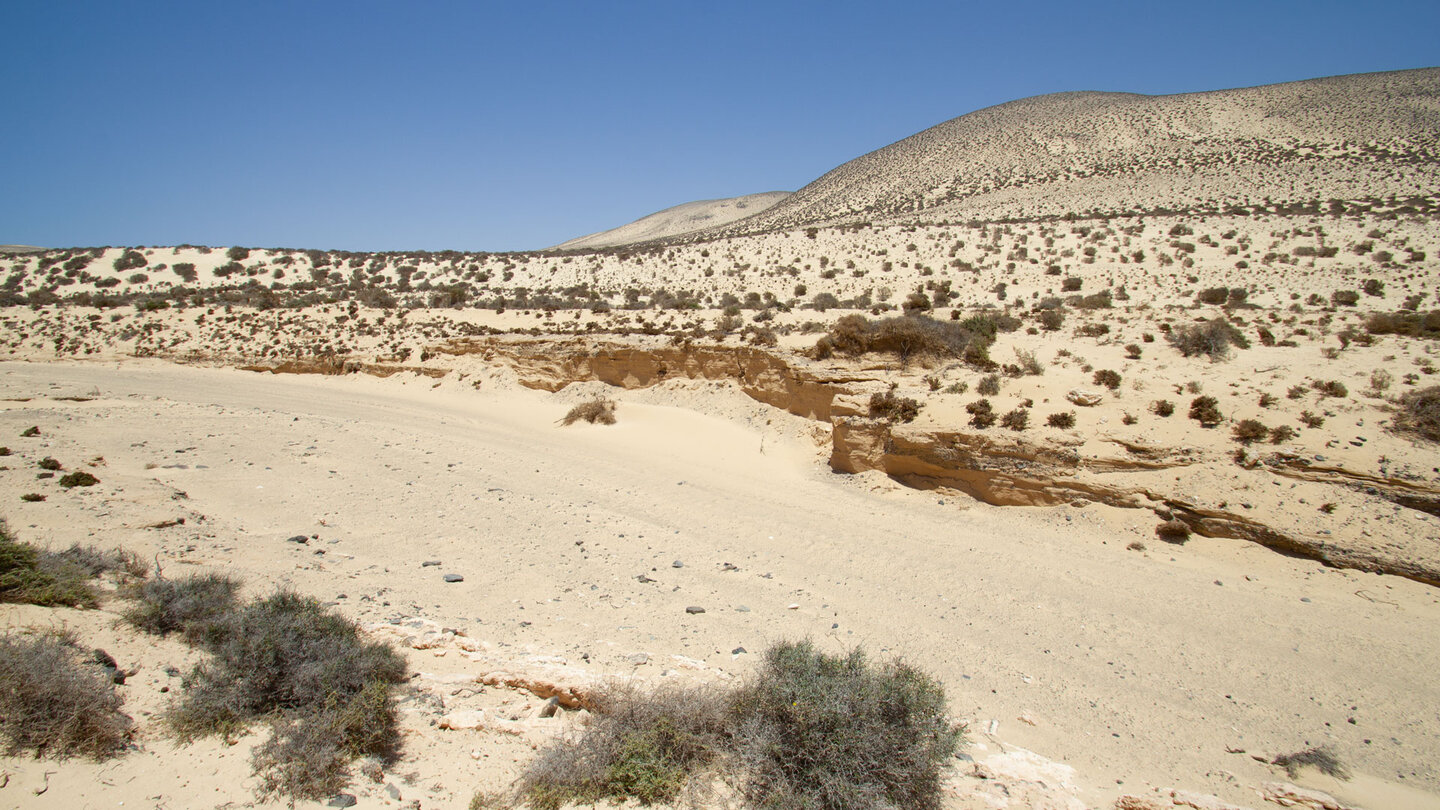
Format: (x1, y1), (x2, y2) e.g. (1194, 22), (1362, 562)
(0, 631), (133, 759)
(1092, 369), (1122, 390)
(1155, 519), (1192, 543)
(1046, 411), (1076, 429)
(966, 399), (996, 428)
(1366, 310), (1440, 339)
(868, 391), (921, 423)
(813, 314), (995, 365)
(167, 590), (408, 802)
(1188, 396), (1223, 427)
(1394, 385), (1440, 442)
(123, 572), (240, 643)
(1167, 318), (1250, 360)
(517, 682), (728, 810)
(514, 641), (960, 810)
(561, 398), (617, 426)
(728, 640), (961, 810)
(1152, 399), (1175, 417)
(1232, 419), (1269, 444)
(59, 470), (100, 488)
(1272, 746), (1349, 780)
(1000, 408), (1029, 431)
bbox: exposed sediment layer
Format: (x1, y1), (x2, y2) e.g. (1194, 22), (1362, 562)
(232, 337), (1440, 586)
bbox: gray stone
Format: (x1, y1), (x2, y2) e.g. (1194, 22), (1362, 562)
(672, 560), (684, 568)
(685, 606), (706, 614)
(327, 794), (357, 808)
(421, 560), (441, 567)
(627, 653), (650, 665)
(443, 573), (464, 583)
(287, 534), (309, 544)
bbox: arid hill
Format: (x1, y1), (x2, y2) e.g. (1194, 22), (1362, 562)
(704, 67), (1440, 236)
(553, 191), (790, 249)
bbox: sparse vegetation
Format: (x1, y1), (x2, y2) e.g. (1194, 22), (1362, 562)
(1046, 411), (1076, 429)
(1232, 419), (1269, 444)
(0, 521), (134, 608)
(1168, 318), (1251, 360)
(869, 390), (921, 423)
(1394, 385), (1440, 442)
(0, 631), (133, 759)
(161, 589), (408, 802)
(561, 399), (617, 426)
(1188, 396), (1223, 427)
(1155, 519), (1192, 543)
(514, 640), (959, 810)
(123, 572), (241, 642)
(1000, 408), (1029, 431)
(813, 314), (998, 365)
(1272, 746), (1349, 780)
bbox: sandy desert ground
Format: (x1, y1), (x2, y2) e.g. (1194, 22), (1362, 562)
(0, 356), (1438, 810)
(2, 68), (1438, 810)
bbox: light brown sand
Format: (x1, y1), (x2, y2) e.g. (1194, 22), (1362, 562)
(2, 359), (1438, 809)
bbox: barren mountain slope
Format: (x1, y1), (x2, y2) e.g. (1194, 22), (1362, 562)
(553, 191), (790, 249)
(708, 68), (1440, 235)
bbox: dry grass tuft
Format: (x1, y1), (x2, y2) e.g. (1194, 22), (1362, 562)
(561, 398), (617, 426)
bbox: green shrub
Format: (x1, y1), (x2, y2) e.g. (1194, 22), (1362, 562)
(0, 523), (106, 608)
(1311, 380), (1348, 398)
(168, 590), (408, 801)
(976, 374), (1001, 396)
(728, 640), (961, 810)
(0, 631), (133, 759)
(1365, 310), (1440, 338)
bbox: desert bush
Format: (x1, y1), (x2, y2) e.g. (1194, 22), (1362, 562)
(38, 456), (62, 471)
(59, 471), (100, 488)
(1046, 411), (1076, 429)
(1311, 380), (1348, 398)
(124, 572), (240, 643)
(561, 399), (617, 426)
(976, 374), (1001, 396)
(1155, 519), (1192, 543)
(813, 315), (994, 365)
(1061, 277), (1082, 292)
(869, 391), (921, 423)
(226, 246), (251, 261)
(169, 590), (408, 801)
(1365, 310), (1440, 339)
(728, 640), (961, 810)
(1092, 369), (1121, 390)
(1189, 396), (1223, 427)
(1000, 409), (1029, 431)
(112, 250), (147, 271)
(1197, 287), (1229, 305)
(966, 399), (996, 428)
(517, 683), (728, 810)
(1038, 309), (1065, 331)
(0, 523), (106, 608)
(1013, 348), (1043, 376)
(1394, 385), (1440, 443)
(1125, 343), (1142, 359)
(1272, 746), (1349, 780)
(1331, 290), (1360, 307)
(1152, 399), (1175, 417)
(1269, 425), (1297, 443)
(1299, 411), (1325, 429)
(1232, 419), (1269, 444)
(1167, 318), (1251, 360)
(0, 631), (132, 759)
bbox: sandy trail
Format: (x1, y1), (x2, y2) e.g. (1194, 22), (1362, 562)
(1, 359), (1438, 809)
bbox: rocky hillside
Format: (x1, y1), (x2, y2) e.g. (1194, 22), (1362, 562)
(704, 68), (1440, 236)
(552, 191), (790, 249)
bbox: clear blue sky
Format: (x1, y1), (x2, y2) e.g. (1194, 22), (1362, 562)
(3, 1), (1436, 252)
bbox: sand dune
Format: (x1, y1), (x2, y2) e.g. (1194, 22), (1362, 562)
(552, 191), (791, 250)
